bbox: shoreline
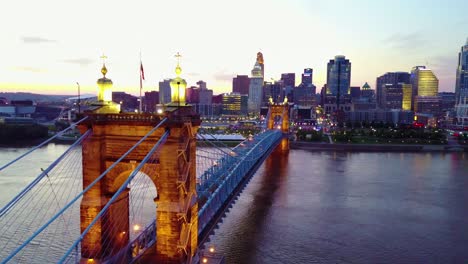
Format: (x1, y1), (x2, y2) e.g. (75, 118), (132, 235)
(291, 141), (468, 152)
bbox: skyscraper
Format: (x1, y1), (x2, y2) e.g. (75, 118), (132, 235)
(158, 79), (172, 104)
(248, 54), (264, 114)
(257, 52), (264, 78)
(411, 66), (440, 114)
(232, 75), (250, 95)
(281, 73), (295, 88)
(301, 68), (313, 86)
(456, 38), (468, 103)
(326, 55), (351, 101)
(376, 72), (410, 109)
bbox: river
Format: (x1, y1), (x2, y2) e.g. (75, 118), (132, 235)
(0, 144), (467, 263)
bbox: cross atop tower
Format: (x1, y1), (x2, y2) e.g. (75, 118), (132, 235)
(100, 54), (108, 65)
(175, 52), (182, 65)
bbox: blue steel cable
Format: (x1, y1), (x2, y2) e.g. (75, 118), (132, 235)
(58, 130), (169, 263)
(0, 116), (89, 172)
(0, 129), (91, 218)
(1, 118), (168, 263)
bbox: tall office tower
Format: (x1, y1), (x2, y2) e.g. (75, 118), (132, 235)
(376, 72), (410, 108)
(199, 88), (213, 105)
(281, 73), (296, 88)
(158, 79), (172, 104)
(248, 54), (264, 114)
(186, 86), (200, 103)
(263, 80), (284, 103)
(197, 80), (207, 90)
(144, 91), (159, 113)
(456, 38), (468, 103)
(411, 66), (440, 114)
(382, 83), (404, 110)
(257, 52), (264, 79)
(411, 66), (438, 97)
(326, 55), (351, 107)
(232, 75), (250, 95)
(295, 83), (316, 106)
(402, 84), (412, 111)
(301, 68), (313, 86)
(455, 38), (468, 126)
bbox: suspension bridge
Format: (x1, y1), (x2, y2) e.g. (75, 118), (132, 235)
(0, 100), (289, 263)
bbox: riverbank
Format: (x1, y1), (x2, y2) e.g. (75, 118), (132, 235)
(291, 141), (468, 152)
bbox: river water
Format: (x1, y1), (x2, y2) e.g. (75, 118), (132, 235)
(0, 144), (467, 263)
(205, 147), (468, 264)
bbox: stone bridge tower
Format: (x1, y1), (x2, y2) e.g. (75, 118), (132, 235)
(77, 59), (199, 263)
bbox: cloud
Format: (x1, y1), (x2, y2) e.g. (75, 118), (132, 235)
(383, 32), (424, 50)
(429, 55), (457, 92)
(213, 71), (234, 82)
(11, 66), (48, 73)
(186, 72), (201, 77)
(21, 36), (57, 44)
(62, 58), (94, 67)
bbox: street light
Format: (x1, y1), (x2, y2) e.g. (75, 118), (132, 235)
(76, 82), (81, 114)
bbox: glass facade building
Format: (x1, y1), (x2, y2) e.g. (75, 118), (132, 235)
(455, 38), (468, 103)
(376, 72), (410, 109)
(326, 55), (351, 97)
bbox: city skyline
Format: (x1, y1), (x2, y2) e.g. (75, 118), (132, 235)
(0, 0), (467, 96)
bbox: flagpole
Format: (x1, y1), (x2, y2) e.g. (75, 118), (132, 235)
(139, 52), (143, 113)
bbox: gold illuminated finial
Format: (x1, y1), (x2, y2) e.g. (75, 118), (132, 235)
(175, 52), (182, 76)
(100, 54), (108, 77)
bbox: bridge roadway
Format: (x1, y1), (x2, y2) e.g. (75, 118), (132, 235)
(137, 130), (284, 263)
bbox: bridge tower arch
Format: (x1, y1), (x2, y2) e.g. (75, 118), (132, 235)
(267, 102), (289, 133)
(77, 60), (199, 263)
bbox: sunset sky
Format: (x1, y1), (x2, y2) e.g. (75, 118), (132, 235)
(0, 0), (467, 96)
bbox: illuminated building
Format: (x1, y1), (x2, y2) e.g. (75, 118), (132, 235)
(257, 52), (264, 78)
(455, 38), (468, 126)
(326, 55), (351, 98)
(402, 84), (412, 111)
(222, 93), (247, 116)
(411, 66), (440, 114)
(232, 75), (250, 95)
(411, 66), (438, 97)
(248, 53), (264, 114)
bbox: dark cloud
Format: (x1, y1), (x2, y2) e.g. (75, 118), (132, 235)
(21, 36), (57, 44)
(12, 66), (48, 73)
(62, 58), (94, 66)
(213, 71), (234, 82)
(383, 33), (424, 50)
